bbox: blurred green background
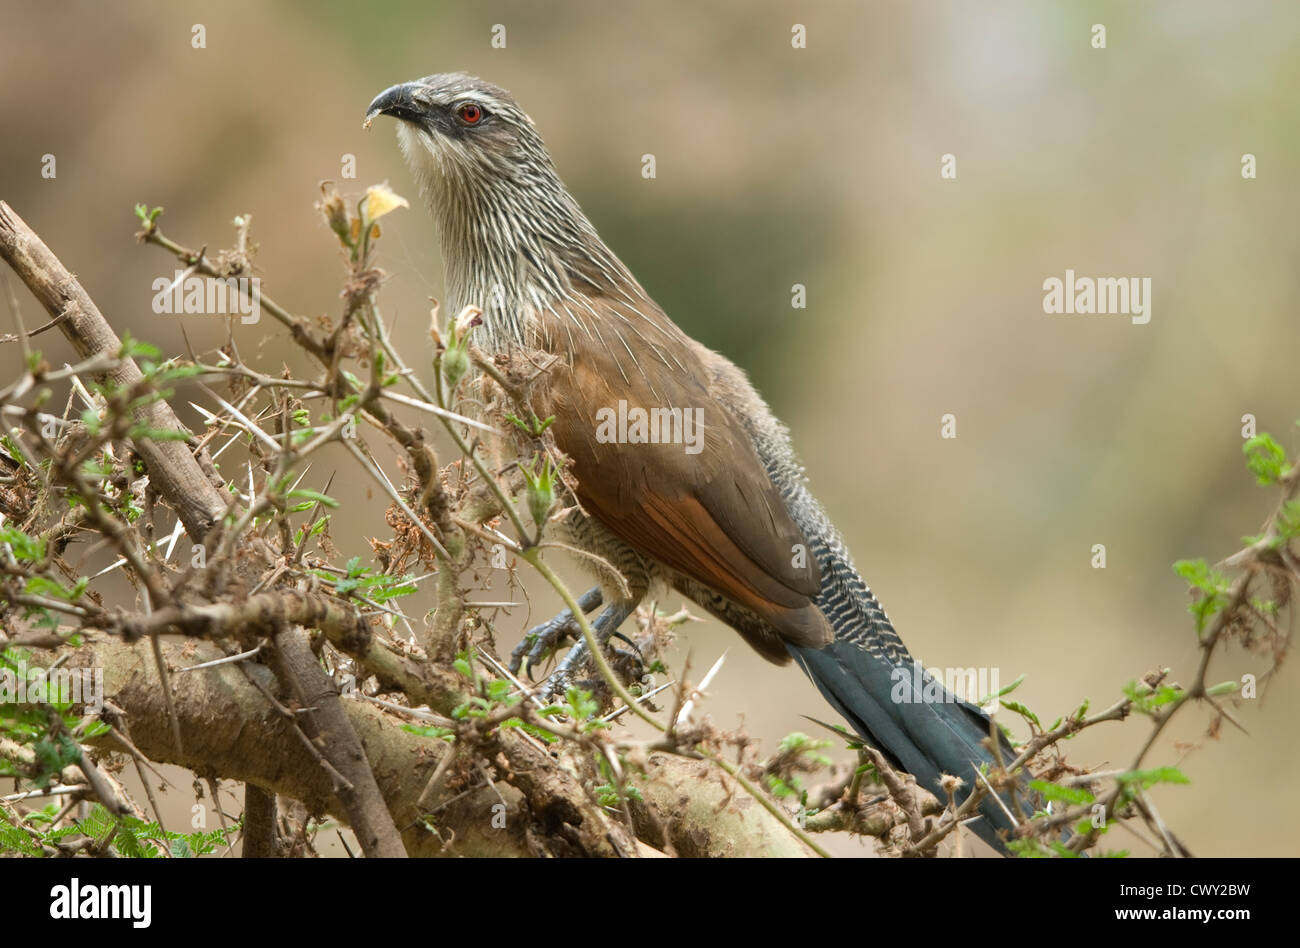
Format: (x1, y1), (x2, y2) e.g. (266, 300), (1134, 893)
(2, 0), (1297, 856)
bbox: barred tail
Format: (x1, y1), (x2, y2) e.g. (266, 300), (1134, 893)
(753, 456), (1022, 849)
(789, 529), (1023, 851)
(734, 389), (1027, 851)
(789, 646), (1019, 852)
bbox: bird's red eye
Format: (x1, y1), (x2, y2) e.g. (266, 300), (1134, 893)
(458, 104), (483, 124)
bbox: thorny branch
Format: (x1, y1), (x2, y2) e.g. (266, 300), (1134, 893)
(0, 188), (1291, 858)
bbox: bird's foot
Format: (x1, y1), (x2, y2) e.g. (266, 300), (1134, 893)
(509, 586), (603, 678)
(510, 611), (580, 678)
(516, 598), (643, 704)
(533, 631), (649, 704)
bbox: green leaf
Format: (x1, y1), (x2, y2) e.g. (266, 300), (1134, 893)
(1029, 779), (1095, 806)
(0, 434), (29, 468)
(499, 719), (560, 743)
(505, 412), (556, 437)
(1172, 559), (1230, 633)
(134, 204), (164, 228)
(765, 774), (799, 799)
(23, 575), (83, 602)
(1114, 766), (1190, 790)
(777, 731), (833, 766)
(1122, 680), (1184, 715)
(118, 332), (161, 361)
(989, 673), (1026, 700)
(286, 489), (340, 509)
(402, 724), (454, 741)
(1002, 699), (1040, 727)
(1243, 434), (1290, 485)
(0, 526), (45, 563)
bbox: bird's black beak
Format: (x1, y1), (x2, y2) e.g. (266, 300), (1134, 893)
(365, 83), (425, 127)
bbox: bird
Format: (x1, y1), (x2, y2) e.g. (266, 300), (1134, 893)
(366, 72), (1028, 854)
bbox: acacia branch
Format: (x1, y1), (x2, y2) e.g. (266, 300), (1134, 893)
(0, 201), (227, 540)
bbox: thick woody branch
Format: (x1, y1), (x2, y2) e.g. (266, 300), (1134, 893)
(269, 626), (407, 857)
(80, 637), (521, 856)
(0, 206), (413, 856)
(242, 785), (280, 858)
(80, 636), (798, 856)
(0, 201), (227, 540)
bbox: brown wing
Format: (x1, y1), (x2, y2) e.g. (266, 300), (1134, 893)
(536, 293), (831, 650)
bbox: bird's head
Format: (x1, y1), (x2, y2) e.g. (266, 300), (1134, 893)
(364, 73), (634, 340)
(365, 72), (556, 208)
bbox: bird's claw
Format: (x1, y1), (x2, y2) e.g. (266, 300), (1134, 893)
(509, 610), (580, 679)
(534, 634), (649, 704)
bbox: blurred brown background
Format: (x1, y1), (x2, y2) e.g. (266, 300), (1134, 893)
(2, 0), (1297, 856)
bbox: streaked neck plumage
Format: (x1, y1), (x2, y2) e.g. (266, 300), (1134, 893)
(397, 123), (642, 352)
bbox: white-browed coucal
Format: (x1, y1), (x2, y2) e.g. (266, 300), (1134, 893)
(367, 73), (1025, 853)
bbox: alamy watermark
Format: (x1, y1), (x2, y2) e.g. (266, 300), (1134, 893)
(49, 878), (150, 928)
(1042, 269), (1151, 325)
(152, 270), (261, 324)
(0, 659), (103, 714)
(890, 660), (1001, 713)
(594, 400), (704, 455)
